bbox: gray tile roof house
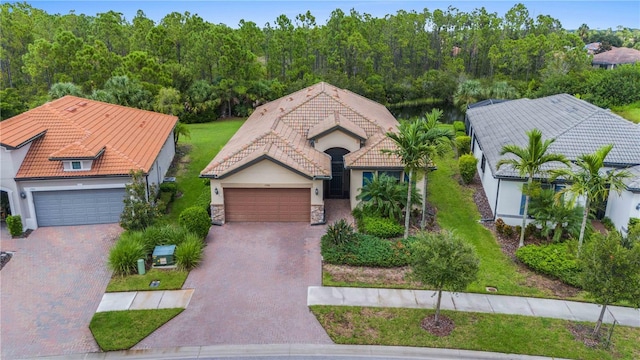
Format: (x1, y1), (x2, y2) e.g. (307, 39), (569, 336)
(592, 47), (640, 68)
(467, 93), (640, 180)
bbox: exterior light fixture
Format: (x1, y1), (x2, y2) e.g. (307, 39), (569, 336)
(636, 203), (640, 211)
(214, 188), (219, 195)
(20, 191), (27, 199)
(315, 188), (319, 195)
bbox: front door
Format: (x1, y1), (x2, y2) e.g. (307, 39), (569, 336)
(325, 148), (350, 199)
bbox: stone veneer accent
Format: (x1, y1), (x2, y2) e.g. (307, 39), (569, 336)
(211, 204), (225, 225)
(311, 204), (325, 224)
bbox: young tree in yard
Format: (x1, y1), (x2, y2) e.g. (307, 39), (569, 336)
(410, 230), (480, 325)
(385, 121), (427, 239)
(580, 232), (640, 336)
(551, 144), (630, 254)
(120, 170), (161, 231)
(173, 121), (191, 146)
(497, 129), (569, 248)
(418, 109), (455, 229)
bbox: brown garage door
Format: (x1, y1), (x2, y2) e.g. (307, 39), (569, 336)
(225, 188), (310, 222)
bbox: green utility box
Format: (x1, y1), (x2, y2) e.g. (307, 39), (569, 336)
(152, 245), (176, 266)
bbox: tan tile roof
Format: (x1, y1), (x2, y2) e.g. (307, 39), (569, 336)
(0, 96), (177, 179)
(307, 111), (368, 141)
(344, 133), (404, 169)
(592, 47), (640, 65)
(201, 82), (401, 178)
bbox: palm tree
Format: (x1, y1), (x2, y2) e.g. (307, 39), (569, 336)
(453, 79), (482, 112)
(551, 144), (631, 254)
(385, 121), (427, 239)
(497, 129), (569, 247)
(418, 109), (455, 229)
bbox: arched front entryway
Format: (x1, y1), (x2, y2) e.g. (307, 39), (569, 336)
(325, 147), (350, 199)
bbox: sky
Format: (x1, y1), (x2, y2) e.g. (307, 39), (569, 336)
(20, 0), (640, 30)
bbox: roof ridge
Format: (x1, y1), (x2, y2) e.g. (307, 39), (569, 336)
(108, 146), (145, 172)
(270, 129), (328, 173)
(551, 107), (605, 141)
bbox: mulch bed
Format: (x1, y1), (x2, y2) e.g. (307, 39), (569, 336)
(421, 314), (455, 336)
(568, 323), (609, 349)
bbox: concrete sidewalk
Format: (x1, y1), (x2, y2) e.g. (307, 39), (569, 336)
(308, 286), (640, 327)
(96, 289), (194, 312)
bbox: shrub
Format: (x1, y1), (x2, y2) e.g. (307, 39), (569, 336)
(5, 215), (23, 237)
(175, 234), (204, 270)
(159, 182), (178, 198)
(455, 135), (471, 155)
(178, 206), (211, 239)
(321, 233), (414, 267)
(142, 224), (193, 252)
(120, 170), (161, 231)
(194, 187), (212, 215)
(515, 241), (581, 287)
(361, 216), (404, 239)
(458, 154), (478, 184)
(356, 173), (420, 221)
(453, 120), (466, 133)
(108, 232), (147, 276)
(495, 218), (515, 238)
(623, 219), (640, 249)
(325, 219), (355, 246)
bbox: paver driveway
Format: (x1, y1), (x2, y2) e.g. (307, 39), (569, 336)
(134, 222), (333, 348)
(0, 224), (121, 359)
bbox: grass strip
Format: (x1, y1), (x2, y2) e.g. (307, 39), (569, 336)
(311, 305), (640, 360)
(90, 308), (183, 351)
(106, 269), (188, 292)
(168, 120), (244, 221)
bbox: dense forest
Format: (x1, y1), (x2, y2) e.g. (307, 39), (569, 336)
(1, 2), (639, 121)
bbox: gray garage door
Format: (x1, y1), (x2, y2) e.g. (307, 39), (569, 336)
(33, 188), (126, 227)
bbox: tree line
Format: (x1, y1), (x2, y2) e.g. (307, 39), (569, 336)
(1, 2), (639, 121)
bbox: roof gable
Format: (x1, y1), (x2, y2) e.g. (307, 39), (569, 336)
(307, 111), (368, 141)
(344, 133), (403, 169)
(0, 96), (178, 179)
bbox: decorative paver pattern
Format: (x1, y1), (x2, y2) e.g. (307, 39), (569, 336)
(133, 222), (332, 348)
(0, 224), (121, 359)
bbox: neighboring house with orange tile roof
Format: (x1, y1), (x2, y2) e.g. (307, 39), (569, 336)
(0, 96), (178, 229)
(201, 82), (414, 224)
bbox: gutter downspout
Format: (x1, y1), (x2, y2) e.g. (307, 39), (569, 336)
(493, 178), (501, 221)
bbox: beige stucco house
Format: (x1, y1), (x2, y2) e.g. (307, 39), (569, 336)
(201, 82), (411, 224)
(0, 96), (177, 229)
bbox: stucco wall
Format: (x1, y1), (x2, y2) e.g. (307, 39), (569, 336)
(313, 131), (361, 153)
(147, 131), (176, 185)
(606, 189), (639, 234)
(1, 145), (31, 229)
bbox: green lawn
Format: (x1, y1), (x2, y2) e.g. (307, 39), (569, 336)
(428, 154), (545, 296)
(167, 120), (244, 220)
(90, 308), (183, 351)
(106, 269), (188, 292)
(612, 101), (640, 124)
(311, 306), (640, 360)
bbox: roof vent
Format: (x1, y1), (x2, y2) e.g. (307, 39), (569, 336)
(139, 121), (146, 128)
(77, 101), (87, 107)
(65, 106), (77, 112)
(289, 97), (293, 101)
(105, 113), (110, 117)
(280, 107), (285, 112)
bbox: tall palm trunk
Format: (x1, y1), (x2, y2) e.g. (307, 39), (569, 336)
(578, 197), (590, 255)
(519, 176), (532, 248)
(421, 168), (429, 230)
(404, 169), (413, 239)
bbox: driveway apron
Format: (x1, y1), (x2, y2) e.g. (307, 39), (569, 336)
(0, 224), (121, 359)
(134, 222), (332, 348)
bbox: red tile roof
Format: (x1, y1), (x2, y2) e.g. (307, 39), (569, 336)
(201, 82), (402, 179)
(0, 96), (177, 179)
